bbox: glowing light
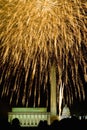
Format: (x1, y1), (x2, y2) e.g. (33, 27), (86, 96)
(0, 0), (87, 107)
(58, 82), (64, 120)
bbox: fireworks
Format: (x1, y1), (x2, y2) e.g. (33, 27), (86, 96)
(58, 82), (64, 119)
(0, 0), (87, 108)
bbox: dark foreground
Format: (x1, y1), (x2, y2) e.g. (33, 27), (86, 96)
(0, 117), (87, 130)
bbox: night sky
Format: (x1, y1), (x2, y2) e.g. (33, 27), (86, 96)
(0, 0), (87, 119)
(0, 76), (87, 116)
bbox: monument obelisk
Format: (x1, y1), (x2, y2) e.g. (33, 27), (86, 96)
(50, 64), (57, 123)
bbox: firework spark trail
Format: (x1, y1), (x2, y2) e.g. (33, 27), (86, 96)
(0, 0), (87, 106)
(58, 82), (64, 120)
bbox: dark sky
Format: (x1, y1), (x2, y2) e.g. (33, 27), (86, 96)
(0, 53), (87, 116)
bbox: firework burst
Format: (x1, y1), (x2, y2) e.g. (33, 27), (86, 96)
(0, 0), (87, 108)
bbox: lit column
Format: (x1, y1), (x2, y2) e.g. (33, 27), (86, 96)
(50, 64), (57, 115)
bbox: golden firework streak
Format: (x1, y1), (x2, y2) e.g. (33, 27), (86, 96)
(0, 0), (87, 107)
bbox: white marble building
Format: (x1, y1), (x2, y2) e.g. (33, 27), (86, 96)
(8, 107), (50, 127)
